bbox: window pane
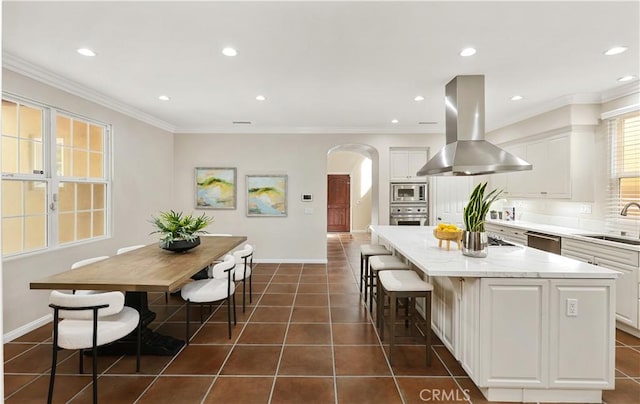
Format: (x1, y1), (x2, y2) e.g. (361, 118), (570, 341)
(57, 146), (71, 176)
(2, 217), (23, 254)
(58, 182), (75, 212)
(77, 211), (91, 240)
(621, 177), (640, 217)
(56, 115), (71, 146)
(93, 210), (105, 237)
(19, 139), (43, 174)
(72, 149), (88, 177)
(24, 181), (46, 215)
(93, 184), (105, 209)
(25, 215), (46, 250)
(59, 213), (75, 243)
(89, 125), (103, 152)
(2, 136), (18, 173)
(2, 180), (23, 217)
(19, 105), (43, 140)
(89, 152), (103, 178)
(2, 100), (18, 136)
(73, 120), (88, 149)
(77, 183), (92, 211)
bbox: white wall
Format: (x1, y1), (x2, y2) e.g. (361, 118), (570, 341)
(173, 132), (443, 261)
(327, 150), (372, 232)
(2, 70), (175, 336)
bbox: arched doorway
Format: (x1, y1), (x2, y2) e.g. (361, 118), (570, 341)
(326, 144), (380, 233)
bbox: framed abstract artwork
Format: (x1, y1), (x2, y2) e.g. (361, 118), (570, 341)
(195, 167), (237, 209)
(246, 174), (287, 217)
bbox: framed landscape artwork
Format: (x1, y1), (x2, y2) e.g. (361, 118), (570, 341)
(246, 175), (287, 217)
(195, 167), (237, 209)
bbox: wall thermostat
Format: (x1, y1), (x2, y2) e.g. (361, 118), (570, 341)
(301, 193), (313, 202)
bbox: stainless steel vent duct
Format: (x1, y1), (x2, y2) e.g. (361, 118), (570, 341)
(417, 75), (532, 176)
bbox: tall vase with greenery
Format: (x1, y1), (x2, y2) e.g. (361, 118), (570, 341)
(462, 182), (502, 257)
(150, 210), (213, 252)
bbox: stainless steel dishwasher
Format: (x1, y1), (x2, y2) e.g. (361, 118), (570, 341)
(525, 231), (561, 254)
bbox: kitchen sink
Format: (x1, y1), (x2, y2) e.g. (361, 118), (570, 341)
(578, 235), (640, 246)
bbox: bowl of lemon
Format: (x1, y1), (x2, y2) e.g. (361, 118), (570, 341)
(433, 223), (463, 250)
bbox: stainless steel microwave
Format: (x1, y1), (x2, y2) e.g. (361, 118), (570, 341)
(390, 183), (426, 203)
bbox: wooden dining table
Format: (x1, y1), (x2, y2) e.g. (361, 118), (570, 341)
(30, 235), (247, 355)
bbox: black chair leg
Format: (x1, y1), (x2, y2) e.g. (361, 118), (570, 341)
(227, 295), (232, 339)
(79, 349), (84, 374)
(249, 276), (252, 303)
(165, 292), (168, 304)
(242, 279), (246, 313)
(232, 294), (237, 325)
(47, 347), (58, 404)
(92, 345), (98, 404)
(185, 300), (191, 345)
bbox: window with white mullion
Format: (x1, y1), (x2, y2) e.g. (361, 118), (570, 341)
(606, 111), (640, 236)
(2, 93), (111, 257)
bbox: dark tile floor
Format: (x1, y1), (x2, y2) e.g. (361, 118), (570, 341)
(4, 233), (640, 403)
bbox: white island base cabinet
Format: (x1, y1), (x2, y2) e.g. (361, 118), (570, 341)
(431, 277), (615, 403)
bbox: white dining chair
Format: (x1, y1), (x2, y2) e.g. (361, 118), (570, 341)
(181, 254), (236, 343)
(232, 244), (254, 312)
(47, 290), (141, 404)
(71, 256), (110, 295)
(116, 244), (145, 255)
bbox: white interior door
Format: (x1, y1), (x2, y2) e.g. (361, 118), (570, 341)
(432, 176), (473, 227)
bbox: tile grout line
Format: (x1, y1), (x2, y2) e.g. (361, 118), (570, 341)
(198, 263), (278, 404)
(326, 243), (339, 404)
(267, 264), (303, 404)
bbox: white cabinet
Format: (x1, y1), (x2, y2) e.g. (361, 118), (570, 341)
(562, 237), (640, 335)
(478, 278), (614, 399)
(480, 279), (549, 388)
(496, 134), (571, 199)
(390, 148), (428, 181)
(485, 223), (527, 245)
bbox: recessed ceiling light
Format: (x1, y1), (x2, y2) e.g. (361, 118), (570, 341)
(604, 46), (628, 56)
(460, 47), (477, 57)
(256, 95), (266, 101)
(222, 47), (237, 57)
(414, 95), (425, 102)
(511, 95), (523, 101)
(391, 119), (399, 124)
(158, 95), (170, 101)
(77, 48), (96, 57)
(617, 75), (636, 82)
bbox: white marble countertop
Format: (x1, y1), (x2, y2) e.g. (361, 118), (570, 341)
(369, 225), (620, 279)
(485, 219), (640, 252)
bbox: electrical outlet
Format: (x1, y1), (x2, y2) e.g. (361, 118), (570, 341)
(579, 204), (592, 214)
(567, 298), (578, 317)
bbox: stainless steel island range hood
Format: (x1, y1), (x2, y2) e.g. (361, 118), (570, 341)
(417, 75), (532, 176)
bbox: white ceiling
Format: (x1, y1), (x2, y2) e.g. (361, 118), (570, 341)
(2, 1), (639, 134)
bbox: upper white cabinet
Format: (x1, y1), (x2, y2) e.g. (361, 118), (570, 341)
(390, 147), (428, 182)
(494, 134), (571, 199)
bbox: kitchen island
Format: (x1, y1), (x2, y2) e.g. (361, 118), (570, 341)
(370, 225), (619, 403)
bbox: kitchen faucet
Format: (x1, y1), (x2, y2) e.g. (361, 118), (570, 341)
(620, 201), (640, 216)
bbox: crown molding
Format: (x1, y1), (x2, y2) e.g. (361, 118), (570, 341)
(599, 80), (640, 103)
(2, 52), (176, 133)
(488, 92), (602, 132)
(175, 125), (442, 135)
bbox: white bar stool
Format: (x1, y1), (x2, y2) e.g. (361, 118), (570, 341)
(367, 255), (410, 314)
(377, 269), (433, 366)
(359, 245), (392, 302)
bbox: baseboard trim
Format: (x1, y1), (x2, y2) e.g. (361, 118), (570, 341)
(255, 259), (328, 264)
(4, 314), (52, 343)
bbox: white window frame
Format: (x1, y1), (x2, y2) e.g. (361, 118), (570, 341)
(1, 92), (112, 259)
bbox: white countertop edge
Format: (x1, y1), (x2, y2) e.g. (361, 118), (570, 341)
(370, 225), (620, 280)
(485, 219), (640, 252)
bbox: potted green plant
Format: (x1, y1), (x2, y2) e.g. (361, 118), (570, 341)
(462, 183), (502, 257)
(150, 210), (213, 252)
